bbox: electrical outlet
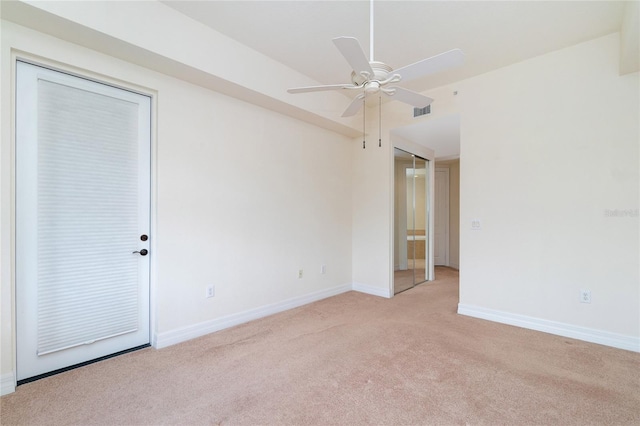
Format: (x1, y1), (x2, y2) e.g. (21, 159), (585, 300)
(471, 219), (482, 230)
(298, 269), (303, 279)
(321, 264), (326, 274)
(580, 289), (591, 304)
(206, 285), (215, 298)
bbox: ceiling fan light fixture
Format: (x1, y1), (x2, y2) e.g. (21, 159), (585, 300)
(365, 81), (380, 94)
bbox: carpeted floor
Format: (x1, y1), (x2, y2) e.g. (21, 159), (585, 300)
(2, 267), (639, 425)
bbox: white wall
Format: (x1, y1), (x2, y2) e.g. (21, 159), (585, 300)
(0, 20), (353, 390)
(155, 75), (353, 333)
(457, 33), (639, 348)
(351, 117), (393, 297)
(351, 118), (436, 298)
(353, 32), (638, 350)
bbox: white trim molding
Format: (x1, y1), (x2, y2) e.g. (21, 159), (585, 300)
(458, 304), (640, 353)
(352, 282), (392, 299)
(155, 283), (352, 349)
(1, 372), (16, 396)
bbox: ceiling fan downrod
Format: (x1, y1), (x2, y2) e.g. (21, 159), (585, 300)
(369, 0), (375, 62)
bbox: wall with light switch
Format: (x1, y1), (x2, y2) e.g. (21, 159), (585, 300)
(456, 33), (639, 349)
(373, 32), (637, 349)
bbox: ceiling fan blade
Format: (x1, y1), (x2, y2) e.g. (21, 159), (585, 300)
(342, 94), (365, 117)
(333, 37), (374, 78)
(394, 48), (465, 83)
(385, 87), (433, 108)
(288, 84), (355, 94)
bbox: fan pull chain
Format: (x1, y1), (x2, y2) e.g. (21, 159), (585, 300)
(362, 96), (366, 149)
(378, 96), (382, 147)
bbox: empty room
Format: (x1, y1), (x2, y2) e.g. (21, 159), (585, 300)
(0, 1), (638, 424)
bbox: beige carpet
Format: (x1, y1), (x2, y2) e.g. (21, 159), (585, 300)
(2, 267), (639, 425)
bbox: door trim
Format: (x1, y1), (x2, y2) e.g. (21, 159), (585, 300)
(435, 167), (450, 267)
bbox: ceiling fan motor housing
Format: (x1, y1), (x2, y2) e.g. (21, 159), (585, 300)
(351, 61), (393, 87)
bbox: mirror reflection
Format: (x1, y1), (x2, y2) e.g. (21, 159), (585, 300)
(394, 148), (429, 294)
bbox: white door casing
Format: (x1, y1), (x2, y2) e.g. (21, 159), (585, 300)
(434, 168), (450, 266)
(16, 61), (151, 380)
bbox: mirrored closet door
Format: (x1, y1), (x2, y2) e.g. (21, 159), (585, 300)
(394, 148), (429, 294)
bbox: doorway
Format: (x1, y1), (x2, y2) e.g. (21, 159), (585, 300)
(434, 168), (450, 266)
(433, 159), (460, 270)
(393, 148), (429, 294)
(15, 61), (152, 381)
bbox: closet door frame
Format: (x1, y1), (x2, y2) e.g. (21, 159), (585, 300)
(391, 138), (435, 296)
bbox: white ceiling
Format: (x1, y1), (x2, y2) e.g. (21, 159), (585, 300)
(163, 1), (624, 92)
(393, 113), (461, 160)
(162, 0), (627, 158)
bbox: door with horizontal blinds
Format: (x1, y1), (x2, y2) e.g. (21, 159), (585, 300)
(16, 61), (151, 381)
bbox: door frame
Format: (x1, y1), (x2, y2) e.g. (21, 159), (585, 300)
(6, 53), (158, 392)
(434, 167), (450, 267)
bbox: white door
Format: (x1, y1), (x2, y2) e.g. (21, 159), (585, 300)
(434, 168), (449, 266)
(16, 61), (151, 381)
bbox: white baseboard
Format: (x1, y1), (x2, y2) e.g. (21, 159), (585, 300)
(352, 282), (392, 299)
(448, 263), (459, 270)
(458, 304), (640, 353)
(1, 372), (16, 396)
(154, 283), (352, 349)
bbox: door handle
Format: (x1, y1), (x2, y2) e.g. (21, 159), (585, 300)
(133, 249), (148, 256)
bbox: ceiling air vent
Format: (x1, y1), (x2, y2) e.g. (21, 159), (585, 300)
(413, 105), (431, 118)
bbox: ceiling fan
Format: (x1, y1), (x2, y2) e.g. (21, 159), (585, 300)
(287, 1), (464, 118)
